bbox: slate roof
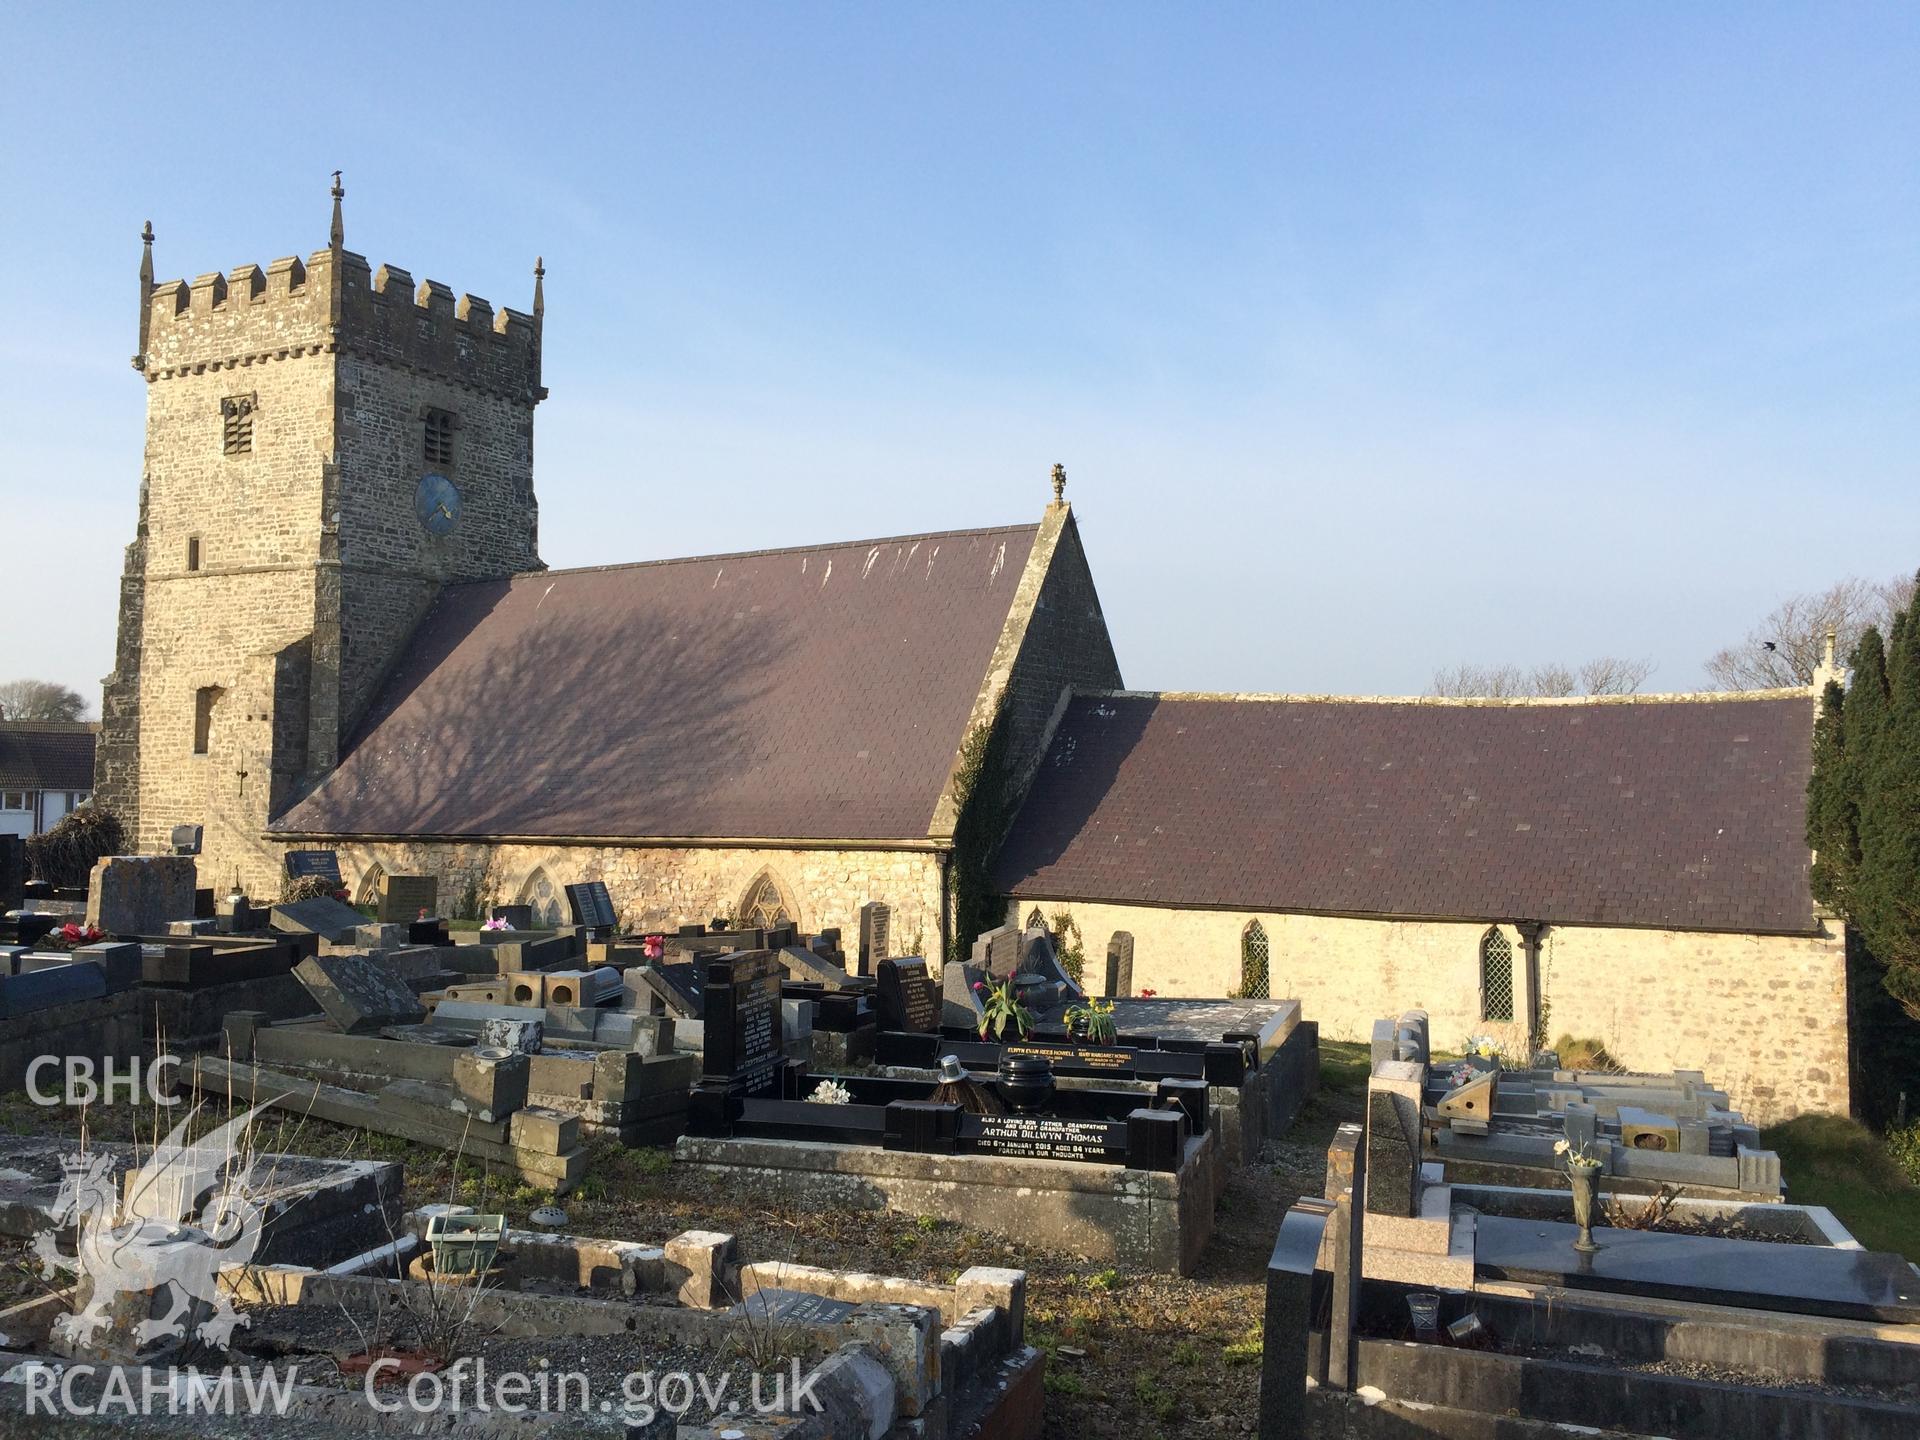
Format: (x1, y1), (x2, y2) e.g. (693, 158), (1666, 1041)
(995, 692), (1819, 934)
(276, 524), (1037, 842)
(0, 722), (96, 792)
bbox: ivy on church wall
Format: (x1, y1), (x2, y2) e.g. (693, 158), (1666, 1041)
(946, 716), (1016, 962)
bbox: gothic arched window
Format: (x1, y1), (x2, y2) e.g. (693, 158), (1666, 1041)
(517, 867), (563, 928)
(738, 869), (797, 931)
(1025, 907), (1047, 933)
(354, 862), (386, 908)
(1480, 927), (1514, 1022)
(1240, 921), (1270, 1000)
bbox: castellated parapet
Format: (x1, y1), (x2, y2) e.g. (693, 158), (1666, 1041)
(142, 249), (544, 404)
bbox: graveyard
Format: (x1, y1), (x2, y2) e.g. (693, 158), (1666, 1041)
(1, 840), (1917, 1437)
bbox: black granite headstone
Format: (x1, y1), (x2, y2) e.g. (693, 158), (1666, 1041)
(565, 881), (617, 930)
(491, 903), (534, 929)
(638, 961), (705, 1019)
(284, 849), (342, 886)
(0, 836), (24, 911)
(876, 957), (940, 1033)
(701, 950), (784, 1097)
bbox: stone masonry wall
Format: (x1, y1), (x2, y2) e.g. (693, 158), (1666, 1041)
(992, 512), (1123, 809)
(309, 840), (948, 959)
(115, 236), (543, 891)
(1016, 897), (1849, 1125)
(334, 351), (540, 730)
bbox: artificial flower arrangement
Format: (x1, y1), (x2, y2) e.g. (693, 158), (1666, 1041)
(806, 1079), (853, 1105)
(642, 934), (666, 961)
(480, 916), (511, 932)
(973, 978), (1034, 1040)
(40, 922), (105, 952)
(1064, 995), (1119, 1045)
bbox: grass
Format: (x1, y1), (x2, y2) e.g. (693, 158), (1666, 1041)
(1763, 1113), (1920, 1262)
(1318, 1039), (1373, 1094)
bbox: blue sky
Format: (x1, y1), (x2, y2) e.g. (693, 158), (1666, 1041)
(3, 3), (1915, 704)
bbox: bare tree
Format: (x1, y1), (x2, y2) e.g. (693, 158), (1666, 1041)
(1430, 663), (1527, 698)
(1705, 575), (1916, 691)
(0, 679), (88, 722)
(1527, 663), (1578, 697)
(1431, 658), (1654, 699)
(1579, 655), (1657, 695)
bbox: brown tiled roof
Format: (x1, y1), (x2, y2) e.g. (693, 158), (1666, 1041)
(0, 722), (96, 792)
(995, 692), (1819, 934)
(277, 525), (1037, 842)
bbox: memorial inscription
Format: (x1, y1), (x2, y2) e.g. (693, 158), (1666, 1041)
(702, 950), (785, 1098)
(566, 881), (617, 931)
(377, 874), (439, 923)
(284, 850), (342, 887)
(975, 1114), (1121, 1164)
(876, 957), (940, 1033)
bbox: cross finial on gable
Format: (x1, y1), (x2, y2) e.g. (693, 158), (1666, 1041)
(1051, 462), (1066, 505)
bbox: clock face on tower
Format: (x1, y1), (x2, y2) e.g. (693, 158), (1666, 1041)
(415, 472), (460, 537)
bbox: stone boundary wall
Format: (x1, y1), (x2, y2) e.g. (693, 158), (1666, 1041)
(1015, 898), (1848, 1124)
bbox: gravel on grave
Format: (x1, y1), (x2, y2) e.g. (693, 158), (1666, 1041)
(1502, 1342), (1920, 1405)
(236, 1300), (815, 1421)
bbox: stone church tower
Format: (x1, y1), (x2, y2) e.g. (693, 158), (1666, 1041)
(96, 178), (546, 892)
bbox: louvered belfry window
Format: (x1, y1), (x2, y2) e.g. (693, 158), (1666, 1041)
(221, 395), (255, 455)
(424, 409), (455, 467)
(1481, 928), (1515, 1022)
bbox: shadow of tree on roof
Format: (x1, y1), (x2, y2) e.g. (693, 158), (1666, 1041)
(277, 580), (790, 837)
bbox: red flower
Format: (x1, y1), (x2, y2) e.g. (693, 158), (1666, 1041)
(971, 981), (985, 992)
(1139, 987), (1158, 998)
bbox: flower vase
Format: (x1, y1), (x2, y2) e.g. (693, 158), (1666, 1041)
(1568, 1160), (1603, 1252)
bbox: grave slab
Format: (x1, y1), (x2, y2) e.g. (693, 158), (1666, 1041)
(272, 896), (369, 945)
(294, 953), (427, 1034)
(1474, 1213), (1920, 1323)
(0, 961), (108, 1019)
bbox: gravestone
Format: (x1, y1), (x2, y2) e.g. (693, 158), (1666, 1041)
(271, 896), (368, 945)
(284, 850), (343, 887)
(0, 835), (24, 910)
(857, 902), (891, 977)
(490, 903), (535, 930)
(1104, 932), (1134, 998)
(376, 874), (439, 924)
(729, 1288), (856, 1325)
(168, 824), (203, 856)
(943, 961), (989, 1032)
(1365, 1065), (1423, 1219)
(876, 958), (941, 1033)
(565, 881), (616, 931)
(699, 950), (784, 1098)
(85, 855), (197, 936)
(972, 923), (1023, 980)
(780, 945), (857, 991)
(631, 961), (705, 1019)
(293, 953), (426, 1034)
